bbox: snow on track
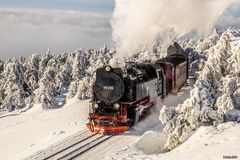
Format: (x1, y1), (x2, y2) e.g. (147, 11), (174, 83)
(26, 129), (92, 160)
(60, 133), (115, 160)
(27, 129), (116, 160)
(75, 133), (140, 160)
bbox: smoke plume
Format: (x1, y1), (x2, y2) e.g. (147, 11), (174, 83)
(111, 0), (240, 57)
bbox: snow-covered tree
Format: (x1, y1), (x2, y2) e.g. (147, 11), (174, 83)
(72, 49), (88, 81)
(0, 60), (4, 74)
(0, 60), (31, 111)
(228, 42), (240, 76)
(68, 80), (79, 98)
(38, 50), (54, 77)
(55, 62), (72, 93)
(24, 54), (41, 90)
(76, 77), (93, 100)
(195, 28), (220, 55)
(34, 77), (56, 108)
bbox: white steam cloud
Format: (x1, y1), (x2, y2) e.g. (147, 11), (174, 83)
(111, 0), (240, 56)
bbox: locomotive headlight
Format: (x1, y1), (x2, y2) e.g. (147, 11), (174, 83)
(93, 103), (99, 110)
(105, 66), (111, 72)
(114, 103), (120, 110)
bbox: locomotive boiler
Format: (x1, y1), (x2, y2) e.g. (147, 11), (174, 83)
(87, 42), (188, 134)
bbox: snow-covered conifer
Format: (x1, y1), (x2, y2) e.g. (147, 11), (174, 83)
(39, 50), (53, 77)
(0, 60), (4, 74)
(68, 81), (79, 98)
(76, 77), (92, 100)
(24, 54), (41, 90)
(0, 60), (31, 111)
(72, 49), (88, 81)
(34, 77), (56, 108)
(55, 62), (72, 93)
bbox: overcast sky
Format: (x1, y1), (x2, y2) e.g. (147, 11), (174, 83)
(0, 0), (115, 12)
(0, 0), (115, 59)
(0, 0), (239, 60)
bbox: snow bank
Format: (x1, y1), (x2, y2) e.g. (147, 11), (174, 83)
(160, 122), (240, 160)
(160, 28), (240, 151)
(107, 122), (240, 160)
(135, 131), (168, 155)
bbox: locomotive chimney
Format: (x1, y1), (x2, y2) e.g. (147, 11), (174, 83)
(109, 58), (124, 68)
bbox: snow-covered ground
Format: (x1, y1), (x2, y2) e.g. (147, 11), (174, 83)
(106, 122), (240, 160)
(0, 99), (89, 160)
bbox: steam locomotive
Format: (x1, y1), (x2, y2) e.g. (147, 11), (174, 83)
(87, 42), (188, 134)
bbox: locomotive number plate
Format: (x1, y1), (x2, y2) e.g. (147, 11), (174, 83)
(103, 86), (114, 90)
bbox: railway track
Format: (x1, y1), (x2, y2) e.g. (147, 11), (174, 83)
(26, 129), (116, 160)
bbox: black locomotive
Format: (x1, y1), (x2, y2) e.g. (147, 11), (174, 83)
(87, 42), (188, 134)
